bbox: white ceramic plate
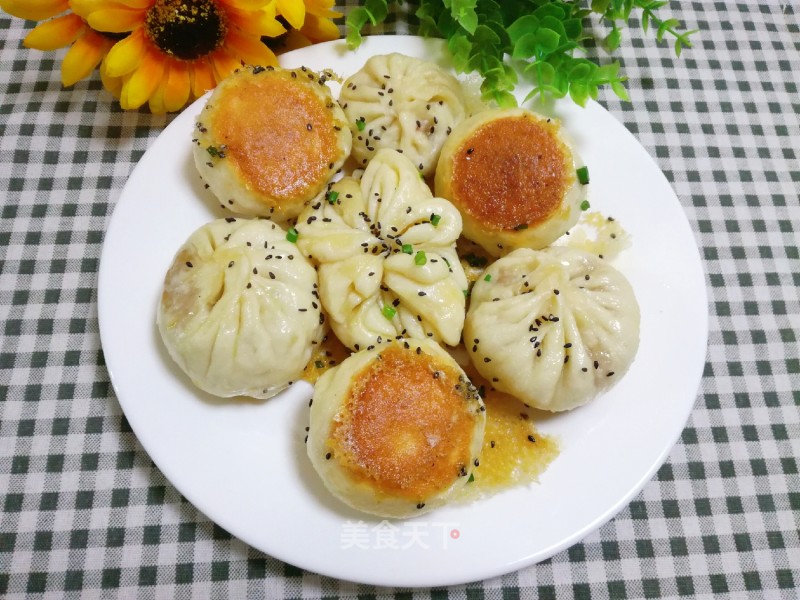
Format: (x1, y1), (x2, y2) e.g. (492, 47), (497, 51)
(98, 35), (707, 587)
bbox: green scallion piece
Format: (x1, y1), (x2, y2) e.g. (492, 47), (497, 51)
(580, 200), (591, 211)
(401, 243), (413, 254)
(415, 251), (427, 266)
(576, 166), (590, 185)
(430, 214), (441, 226)
(382, 305), (397, 319)
(514, 223), (529, 231)
(314, 360), (324, 369)
(326, 190), (339, 204)
(463, 289), (471, 298)
(206, 146), (219, 157)
(467, 473), (475, 483)
(286, 227), (299, 243)
(484, 274), (492, 282)
(356, 118), (366, 131)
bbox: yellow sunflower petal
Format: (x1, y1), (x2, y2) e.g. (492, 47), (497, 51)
(224, 0), (272, 9)
(275, 0), (304, 30)
(304, 0), (342, 19)
(226, 29), (278, 67)
(121, 48), (165, 109)
(163, 59), (191, 112)
(86, 6), (142, 32)
(300, 14), (340, 43)
(277, 29), (311, 53)
(100, 57), (124, 99)
(210, 48), (243, 84)
(0, 0), (68, 20)
(23, 13), (85, 51)
(148, 78), (167, 114)
(227, 5), (286, 37)
(104, 28), (146, 77)
(190, 58), (215, 98)
(61, 30), (113, 87)
(111, 0), (151, 9)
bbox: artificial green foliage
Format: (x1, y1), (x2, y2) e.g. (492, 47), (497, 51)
(346, 0), (695, 106)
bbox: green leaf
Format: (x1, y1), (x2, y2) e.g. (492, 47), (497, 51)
(605, 28), (622, 51)
(591, 0), (611, 13)
(456, 7), (479, 34)
(471, 24), (502, 47)
(539, 16), (567, 41)
(563, 18), (582, 40)
(364, 0), (388, 24)
(345, 7), (370, 48)
(656, 18), (680, 41)
(610, 79), (630, 101)
(533, 3), (566, 21)
(507, 15), (539, 44)
(535, 27), (561, 54)
(568, 62), (591, 82)
(448, 33), (473, 72)
(569, 81), (589, 106)
(512, 32), (538, 60)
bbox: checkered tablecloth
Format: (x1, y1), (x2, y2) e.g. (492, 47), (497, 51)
(1, 2), (798, 597)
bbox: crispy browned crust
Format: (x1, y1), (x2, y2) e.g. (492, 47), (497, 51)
(207, 71), (341, 203)
(328, 344), (479, 500)
(449, 115), (571, 231)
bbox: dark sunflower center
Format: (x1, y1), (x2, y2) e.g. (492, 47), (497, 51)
(145, 0), (227, 60)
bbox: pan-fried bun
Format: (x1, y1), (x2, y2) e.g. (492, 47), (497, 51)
(307, 338), (485, 517)
(157, 217), (323, 399)
(435, 108), (584, 257)
(194, 66), (351, 223)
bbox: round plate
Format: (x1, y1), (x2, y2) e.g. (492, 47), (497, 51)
(98, 35), (707, 587)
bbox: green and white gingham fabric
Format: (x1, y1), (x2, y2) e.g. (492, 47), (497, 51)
(1, 2), (798, 598)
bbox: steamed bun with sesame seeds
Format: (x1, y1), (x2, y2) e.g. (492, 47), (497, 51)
(193, 65), (351, 223)
(295, 149), (468, 351)
(157, 217), (324, 399)
(435, 108), (585, 257)
(338, 53), (467, 176)
(307, 338), (485, 518)
(464, 247), (640, 412)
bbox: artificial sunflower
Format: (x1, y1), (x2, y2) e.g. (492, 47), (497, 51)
(71, 0), (327, 113)
(277, 0), (341, 50)
(0, 0), (124, 91)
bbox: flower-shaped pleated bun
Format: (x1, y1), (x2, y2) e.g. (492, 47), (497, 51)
(339, 53), (467, 176)
(158, 218), (324, 399)
(296, 149), (468, 351)
(464, 247), (640, 412)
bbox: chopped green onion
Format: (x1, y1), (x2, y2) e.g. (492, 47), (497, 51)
(467, 473), (475, 483)
(382, 305), (396, 319)
(442, 256), (451, 268)
(463, 289), (471, 298)
(514, 223), (529, 231)
(314, 360), (324, 369)
(355, 118), (366, 131)
(401, 243), (413, 254)
(580, 200), (591, 211)
(326, 190), (339, 204)
(430, 213), (441, 227)
(286, 227), (299, 243)
(414, 251), (427, 266)
(484, 274), (492, 282)
(576, 166), (590, 185)
(206, 146), (219, 157)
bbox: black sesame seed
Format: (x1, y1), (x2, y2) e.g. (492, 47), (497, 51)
(607, 371), (615, 377)
(527, 435), (536, 442)
(325, 452), (331, 460)
(185, 261), (193, 268)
